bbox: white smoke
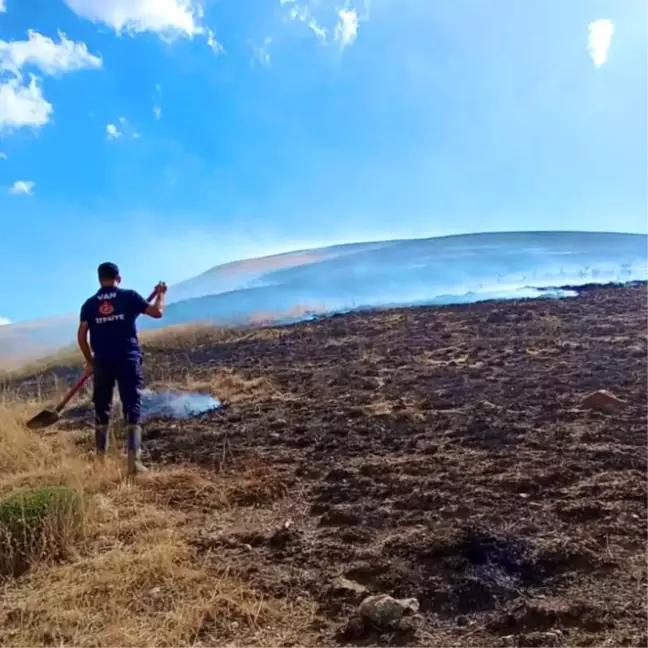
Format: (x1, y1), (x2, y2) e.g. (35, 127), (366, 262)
(140, 390), (221, 418)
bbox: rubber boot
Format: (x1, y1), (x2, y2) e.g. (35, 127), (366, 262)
(126, 424), (148, 476)
(94, 424), (109, 463)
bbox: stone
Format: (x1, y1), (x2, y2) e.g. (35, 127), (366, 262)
(397, 613), (424, 633)
(357, 594), (420, 628)
(332, 576), (368, 597)
(503, 631), (563, 648)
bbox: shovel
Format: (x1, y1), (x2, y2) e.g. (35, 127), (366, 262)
(25, 288), (159, 430)
(26, 374), (91, 430)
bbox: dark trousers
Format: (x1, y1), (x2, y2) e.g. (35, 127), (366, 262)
(93, 357), (144, 426)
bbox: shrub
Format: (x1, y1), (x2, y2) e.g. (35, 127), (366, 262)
(0, 486), (85, 577)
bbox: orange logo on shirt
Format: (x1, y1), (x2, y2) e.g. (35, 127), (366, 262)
(99, 301), (114, 315)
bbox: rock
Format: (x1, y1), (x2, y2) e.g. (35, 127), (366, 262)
(338, 596), (424, 640)
(397, 613), (424, 633)
(358, 594), (420, 628)
(581, 390), (626, 413)
(482, 400), (501, 410)
(501, 631), (563, 647)
(339, 616), (365, 640)
(331, 576), (368, 598)
(269, 520), (297, 547)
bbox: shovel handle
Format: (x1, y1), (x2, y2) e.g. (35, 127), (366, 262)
(56, 288), (160, 414)
(56, 374), (91, 413)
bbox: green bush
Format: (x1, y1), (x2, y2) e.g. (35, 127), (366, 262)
(0, 486), (85, 577)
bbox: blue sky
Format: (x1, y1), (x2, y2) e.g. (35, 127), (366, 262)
(0, 0), (646, 323)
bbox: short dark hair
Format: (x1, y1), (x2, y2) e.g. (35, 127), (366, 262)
(97, 262), (120, 281)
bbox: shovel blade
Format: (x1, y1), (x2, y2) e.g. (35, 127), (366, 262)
(26, 409), (60, 430)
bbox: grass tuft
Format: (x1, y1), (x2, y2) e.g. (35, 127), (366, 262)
(0, 485), (85, 577)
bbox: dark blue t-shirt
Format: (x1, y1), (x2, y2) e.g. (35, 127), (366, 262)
(80, 287), (149, 361)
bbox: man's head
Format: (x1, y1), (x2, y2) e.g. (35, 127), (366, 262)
(97, 262), (121, 287)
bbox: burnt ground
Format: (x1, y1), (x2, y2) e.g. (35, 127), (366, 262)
(15, 283), (648, 646)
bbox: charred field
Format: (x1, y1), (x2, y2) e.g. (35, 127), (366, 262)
(3, 283), (647, 647)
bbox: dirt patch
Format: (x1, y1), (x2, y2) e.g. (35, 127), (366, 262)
(382, 524), (543, 614)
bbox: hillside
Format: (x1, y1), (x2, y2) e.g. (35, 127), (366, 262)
(1, 230), (646, 367)
(0, 283), (646, 647)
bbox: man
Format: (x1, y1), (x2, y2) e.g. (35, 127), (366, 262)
(77, 262), (167, 475)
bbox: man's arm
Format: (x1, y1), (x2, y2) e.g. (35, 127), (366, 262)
(78, 303), (93, 373)
(129, 283), (167, 319)
(77, 320), (94, 373)
(143, 282), (167, 319)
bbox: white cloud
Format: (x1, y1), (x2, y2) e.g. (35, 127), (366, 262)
(251, 37), (272, 66)
(335, 8), (358, 49)
(153, 105), (161, 119)
(0, 31), (100, 135)
(288, 4), (309, 22)
(282, 2), (364, 47)
(0, 0), (5, 12)
(106, 123), (122, 139)
(9, 180), (35, 195)
(0, 30), (102, 76)
(0, 152), (7, 159)
(108, 117), (140, 138)
(63, 0), (202, 37)
(588, 19), (614, 67)
(0, 317), (11, 326)
(206, 27), (225, 54)
(0, 75), (52, 133)
(282, 2), (309, 26)
(309, 20), (327, 41)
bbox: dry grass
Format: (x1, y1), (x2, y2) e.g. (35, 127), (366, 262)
(0, 386), (315, 647)
(0, 325), (234, 385)
(0, 314), (309, 385)
(0, 509), (302, 647)
(142, 320), (306, 352)
(0, 371), (86, 408)
(0, 345), (82, 383)
(139, 462), (288, 513)
(0, 322), (290, 407)
(141, 323), (238, 351)
(168, 368), (284, 405)
(0, 403), (92, 492)
(139, 368), (281, 408)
